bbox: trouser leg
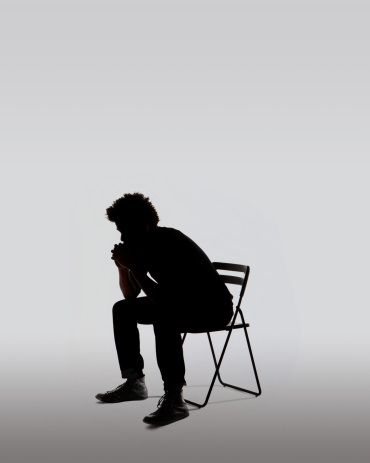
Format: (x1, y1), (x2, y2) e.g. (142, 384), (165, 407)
(112, 299), (147, 379)
(153, 321), (187, 391)
(112, 297), (187, 390)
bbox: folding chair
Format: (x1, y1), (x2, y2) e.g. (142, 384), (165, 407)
(181, 262), (262, 408)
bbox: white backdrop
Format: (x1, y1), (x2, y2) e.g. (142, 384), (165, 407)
(1, 1), (369, 462)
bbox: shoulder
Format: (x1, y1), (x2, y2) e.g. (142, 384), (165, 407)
(153, 226), (186, 241)
(150, 226), (198, 251)
(157, 227), (210, 258)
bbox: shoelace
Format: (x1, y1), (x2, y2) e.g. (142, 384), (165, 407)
(156, 391), (182, 408)
(157, 393), (167, 408)
(106, 381), (133, 394)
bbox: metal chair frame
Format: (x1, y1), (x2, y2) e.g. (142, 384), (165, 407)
(181, 262), (262, 408)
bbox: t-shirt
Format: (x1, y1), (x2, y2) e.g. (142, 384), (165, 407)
(135, 226), (234, 309)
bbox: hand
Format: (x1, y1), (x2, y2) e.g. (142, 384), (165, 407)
(111, 243), (130, 268)
(111, 243), (144, 272)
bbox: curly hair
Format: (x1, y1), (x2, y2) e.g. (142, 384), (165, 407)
(105, 192), (160, 228)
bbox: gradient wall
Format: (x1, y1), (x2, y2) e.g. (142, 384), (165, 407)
(1, 1), (369, 462)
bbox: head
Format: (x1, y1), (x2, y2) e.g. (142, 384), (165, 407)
(105, 192), (160, 244)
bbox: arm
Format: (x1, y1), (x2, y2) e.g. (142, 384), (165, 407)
(111, 243), (161, 302)
(129, 269), (162, 304)
(117, 265), (141, 300)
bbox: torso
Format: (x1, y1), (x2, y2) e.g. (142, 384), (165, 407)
(140, 226), (234, 308)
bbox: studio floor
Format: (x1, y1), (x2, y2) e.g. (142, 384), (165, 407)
(2, 342), (369, 463)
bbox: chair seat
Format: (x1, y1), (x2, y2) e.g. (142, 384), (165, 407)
(224, 322), (249, 330)
(182, 322), (249, 333)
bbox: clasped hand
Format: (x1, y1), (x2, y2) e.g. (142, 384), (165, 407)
(111, 243), (143, 273)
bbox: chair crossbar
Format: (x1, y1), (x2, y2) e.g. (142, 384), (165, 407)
(219, 274), (244, 285)
(213, 262), (247, 273)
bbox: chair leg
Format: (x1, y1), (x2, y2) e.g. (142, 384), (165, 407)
(206, 332), (224, 384)
(182, 327), (234, 408)
(240, 311), (262, 396)
(181, 322), (262, 408)
(208, 319), (261, 396)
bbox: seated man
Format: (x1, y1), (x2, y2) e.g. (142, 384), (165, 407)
(95, 192), (234, 426)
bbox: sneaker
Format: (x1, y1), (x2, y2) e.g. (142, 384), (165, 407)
(143, 389), (189, 426)
(95, 376), (148, 403)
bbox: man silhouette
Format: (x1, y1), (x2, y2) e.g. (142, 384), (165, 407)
(95, 192), (234, 425)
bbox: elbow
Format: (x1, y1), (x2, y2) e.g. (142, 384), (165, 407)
(124, 291), (140, 301)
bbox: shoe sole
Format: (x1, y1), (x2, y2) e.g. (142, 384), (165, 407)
(143, 411), (189, 426)
(95, 394), (148, 403)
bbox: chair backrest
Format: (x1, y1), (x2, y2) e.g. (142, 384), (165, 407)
(212, 262), (250, 312)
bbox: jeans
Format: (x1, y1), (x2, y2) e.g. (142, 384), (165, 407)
(112, 296), (234, 391)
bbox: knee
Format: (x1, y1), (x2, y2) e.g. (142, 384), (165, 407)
(153, 319), (179, 335)
(112, 299), (129, 319)
(153, 320), (166, 334)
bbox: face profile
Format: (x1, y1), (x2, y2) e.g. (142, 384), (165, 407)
(106, 192), (160, 246)
(116, 221), (150, 245)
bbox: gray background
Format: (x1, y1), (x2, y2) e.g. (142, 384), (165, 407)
(0, 0), (369, 462)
